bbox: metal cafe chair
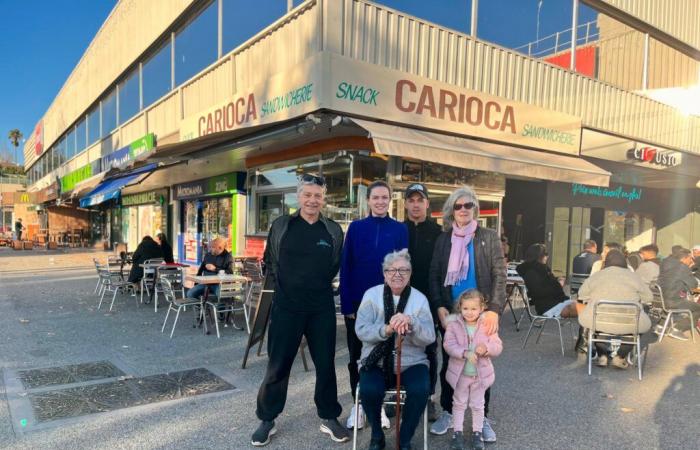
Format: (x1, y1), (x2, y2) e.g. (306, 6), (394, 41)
(140, 258), (164, 304)
(154, 266), (185, 312)
(351, 385), (429, 450)
(568, 272), (590, 296)
(521, 287), (577, 356)
(160, 278), (202, 339)
(97, 267), (137, 311)
(650, 283), (697, 343)
(93, 259), (105, 294)
(587, 301), (644, 381)
(206, 278), (250, 338)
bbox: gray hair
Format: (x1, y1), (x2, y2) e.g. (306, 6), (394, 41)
(296, 178), (327, 197)
(442, 186), (479, 231)
(382, 248), (412, 271)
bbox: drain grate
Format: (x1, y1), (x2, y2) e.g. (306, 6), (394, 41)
(28, 368), (234, 423)
(18, 361), (126, 389)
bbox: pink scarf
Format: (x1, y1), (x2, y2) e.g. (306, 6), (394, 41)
(444, 220), (478, 286)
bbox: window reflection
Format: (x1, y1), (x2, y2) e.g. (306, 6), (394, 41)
(102, 90), (117, 136)
(142, 41), (172, 107)
(87, 106), (100, 146)
(75, 119), (87, 154)
(222, 0), (286, 53)
(119, 69), (140, 124)
(175, 1), (218, 85)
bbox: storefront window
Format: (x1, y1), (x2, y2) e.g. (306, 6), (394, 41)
(183, 200), (199, 262)
(222, 0), (286, 54)
(202, 197), (233, 252)
(142, 40), (172, 107)
(102, 89), (117, 136)
(175, 0), (218, 85)
(256, 192), (298, 234)
(605, 211), (655, 251)
(119, 69), (140, 124)
(87, 105), (100, 146)
(75, 118), (87, 154)
(66, 127), (76, 159)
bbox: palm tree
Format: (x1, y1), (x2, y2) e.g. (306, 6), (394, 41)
(8, 129), (23, 165)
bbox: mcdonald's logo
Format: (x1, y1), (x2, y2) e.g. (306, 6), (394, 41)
(18, 193), (31, 203)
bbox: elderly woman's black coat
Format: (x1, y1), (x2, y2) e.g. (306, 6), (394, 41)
(429, 226), (506, 319)
(128, 237), (164, 282)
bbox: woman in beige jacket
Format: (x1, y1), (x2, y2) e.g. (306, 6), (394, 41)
(577, 249), (652, 369)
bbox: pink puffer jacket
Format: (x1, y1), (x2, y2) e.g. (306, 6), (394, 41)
(443, 314), (503, 389)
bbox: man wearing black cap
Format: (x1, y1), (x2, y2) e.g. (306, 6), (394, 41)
(403, 183), (442, 420)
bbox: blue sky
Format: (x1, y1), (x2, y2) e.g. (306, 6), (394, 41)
(0, 0), (596, 165)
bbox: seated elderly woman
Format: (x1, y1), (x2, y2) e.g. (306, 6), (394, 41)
(355, 249), (435, 450)
(577, 249), (652, 370)
(516, 243), (580, 318)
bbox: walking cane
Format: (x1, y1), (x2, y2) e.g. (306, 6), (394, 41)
(395, 332), (404, 450)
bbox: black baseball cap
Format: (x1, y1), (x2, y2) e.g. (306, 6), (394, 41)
(405, 183), (429, 199)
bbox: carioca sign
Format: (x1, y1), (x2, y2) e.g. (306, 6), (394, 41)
(627, 145), (682, 167)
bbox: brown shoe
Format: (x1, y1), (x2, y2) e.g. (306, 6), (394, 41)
(610, 355), (629, 370)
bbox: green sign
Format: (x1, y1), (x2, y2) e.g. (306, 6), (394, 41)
(60, 165), (93, 192)
(571, 183), (643, 204)
(121, 189), (167, 207)
(129, 133), (156, 159)
(207, 173), (238, 196)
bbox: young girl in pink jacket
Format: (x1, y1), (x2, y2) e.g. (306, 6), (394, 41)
(443, 290), (503, 450)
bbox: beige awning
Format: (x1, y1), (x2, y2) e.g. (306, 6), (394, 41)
(353, 119), (610, 187)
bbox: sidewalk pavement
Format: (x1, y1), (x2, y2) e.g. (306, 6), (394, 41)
(0, 265), (699, 449)
(0, 248), (114, 273)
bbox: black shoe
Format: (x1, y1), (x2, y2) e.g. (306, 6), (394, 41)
(368, 435), (386, 450)
(320, 418), (350, 442)
(428, 399), (438, 422)
(575, 328), (588, 354)
(450, 431), (465, 450)
(251, 420), (276, 446)
(471, 431), (485, 450)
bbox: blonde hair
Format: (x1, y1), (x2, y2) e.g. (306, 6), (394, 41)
(453, 289), (486, 313)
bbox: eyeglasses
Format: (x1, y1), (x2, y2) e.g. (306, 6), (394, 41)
(300, 174), (326, 186)
(453, 201), (476, 211)
(384, 268), (411, 276)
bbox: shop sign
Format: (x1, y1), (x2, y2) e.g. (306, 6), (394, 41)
(33, 121), (44, 156)
(122, 189), (167, 207)
(571, 183), (643, 204)
(101, 133), (157, 170)
(173, 179), (207, 200)
(627, 145), (681, 167)
(328, 55), (582, 155)
(180, 56), (322, 141)
(16, 192), (32, 204)
(60, 165), (93, 192)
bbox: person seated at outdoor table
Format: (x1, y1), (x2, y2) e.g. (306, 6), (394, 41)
(571, 239), (600, 276)
(516, 243), (579, 318)
(127, 235), (164, 283)
(577, 249), (652, 369)
(186, 237), (233, 300)
(356, 249), (435, 450)
(155, 232), (174, 264)
(635, 244), (660, 286)
(656, 247), (700, 341)
(589, 242), (626, 275)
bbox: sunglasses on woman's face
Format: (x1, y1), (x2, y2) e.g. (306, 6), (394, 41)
(301, 174), (326, 186)
(453, 201), (476, 211)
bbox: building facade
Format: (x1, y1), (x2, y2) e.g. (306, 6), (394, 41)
(23, 0), (700, 272)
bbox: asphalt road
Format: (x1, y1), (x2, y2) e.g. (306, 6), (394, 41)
(0, 267), (698, 449)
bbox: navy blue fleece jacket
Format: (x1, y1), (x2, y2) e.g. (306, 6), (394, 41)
(339, 215), (408, 315)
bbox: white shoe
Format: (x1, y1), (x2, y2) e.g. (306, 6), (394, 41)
(346, 404), (365, 429)
(381, 406), (390, 429)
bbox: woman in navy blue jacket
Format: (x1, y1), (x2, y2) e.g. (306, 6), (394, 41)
(340, 180), (408, 429)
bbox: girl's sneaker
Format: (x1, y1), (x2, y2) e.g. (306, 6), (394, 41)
(471, 431), (485, 450)
(450, 431), (465, 450)
(346, 404), (365, 429)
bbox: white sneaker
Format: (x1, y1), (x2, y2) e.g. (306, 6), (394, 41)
(346, 404), (365, 429)
(381, 406), (390, 429)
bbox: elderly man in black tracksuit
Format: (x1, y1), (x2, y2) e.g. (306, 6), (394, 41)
(252, 174), (349, 447)
(401, 183), (442, 421)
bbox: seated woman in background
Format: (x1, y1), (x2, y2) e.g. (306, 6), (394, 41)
(577, 249), (652, 369)
(516, 243), (580, 318)
(155, 233), (174, 263)
(127, 236), (164, 283)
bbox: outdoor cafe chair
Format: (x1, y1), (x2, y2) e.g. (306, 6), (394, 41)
(520, 287), (577, 356)
(205, 278), (250, 338)
(154, 266), (185, 312)
(569, 272), (590, 296)
(587, 300), (644, 381)
(93, 259), (105, 294)
(160, 278), (202, 339)
(97, 266), (137, 311)
(140, 258), (164, 304)
(650, 283), (696, 344)
(351, 385), (428, 450)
